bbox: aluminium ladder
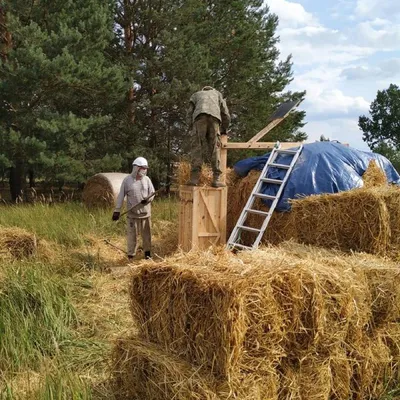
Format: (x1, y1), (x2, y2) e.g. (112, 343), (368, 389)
(227, 143), (303, 251)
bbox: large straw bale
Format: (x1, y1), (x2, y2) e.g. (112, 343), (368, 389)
(112, 337), (279, 400)
(0, 226), (37, 259)
(82, 172), (128, 208)
(129, 245), (368, 380)
(112, 337), (218, 400)
(362, 160), (387, 188)
(290, 187), (395, 255)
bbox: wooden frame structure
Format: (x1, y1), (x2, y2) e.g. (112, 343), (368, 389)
(179, 100), (303, 251)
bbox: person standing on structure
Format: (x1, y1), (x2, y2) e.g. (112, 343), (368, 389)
(187, 86), (231, 187)
(112, 157), (155, 260)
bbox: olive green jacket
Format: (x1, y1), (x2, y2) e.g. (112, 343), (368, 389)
(187, 89), (230, 132)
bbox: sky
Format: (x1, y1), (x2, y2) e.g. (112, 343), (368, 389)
(265, 0), (400, 150)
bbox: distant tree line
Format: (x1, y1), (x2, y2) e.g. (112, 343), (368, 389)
(359, 84), (400, 171)
(0, 0), (306, 201)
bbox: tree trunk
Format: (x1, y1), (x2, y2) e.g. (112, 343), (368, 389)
(0, 5), (12, 62)
(9, 160), (24, 202)
(28, 169), (35, 187)
(123, 0), (135, 123)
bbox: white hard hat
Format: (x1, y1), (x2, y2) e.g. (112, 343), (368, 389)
(132, 157), (148, 167)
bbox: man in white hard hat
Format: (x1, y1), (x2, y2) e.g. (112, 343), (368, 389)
(112, 157), (155, 260)
(187, 86), (231, 187)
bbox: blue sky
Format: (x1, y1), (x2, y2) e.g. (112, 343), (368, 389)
(265, 0), (400, 149)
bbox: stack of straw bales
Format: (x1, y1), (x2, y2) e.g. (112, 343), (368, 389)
(221, 159), (400, 257)
(82, 173), (128, 208)
(112, 243), (400, 399)
(0, 227), (37, 259)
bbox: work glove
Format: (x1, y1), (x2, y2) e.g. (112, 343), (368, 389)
(141, 199), (148, 205)
(112, 211), (120, 221)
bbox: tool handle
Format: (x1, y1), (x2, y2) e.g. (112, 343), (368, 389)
(119, 183), (170, 217)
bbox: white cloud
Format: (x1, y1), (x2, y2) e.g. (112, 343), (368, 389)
(304, 118), (370, 150)
(355, 0), (400, 19)
(341, 59), (400, 80)
(355, 20), (400, 49)
(266, 0), (316, 27)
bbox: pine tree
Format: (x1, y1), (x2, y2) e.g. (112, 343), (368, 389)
(0, 0), (125, 200)
(113, 0), (307, 183)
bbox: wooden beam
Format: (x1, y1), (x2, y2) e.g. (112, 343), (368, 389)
(222, 142), (301, 150)
(247, 100), (301, 143)
(247, 118), (284, 144)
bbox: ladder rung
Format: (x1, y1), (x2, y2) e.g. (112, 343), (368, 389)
(238, 225), (261, 233)
(229, 243), (252, 250)
(276, 149), (298, 155)
(246, 208), (270, 216)
(269, 162), (290, 169)
(253, 193), (276, 200)
(260, 178), (283, 185)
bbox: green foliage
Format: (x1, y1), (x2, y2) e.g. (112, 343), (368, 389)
(359, 84), (400, 170)
(0, 263), (77, 372)
(114, 0), (307, 183)
(0, 0), (125, 197)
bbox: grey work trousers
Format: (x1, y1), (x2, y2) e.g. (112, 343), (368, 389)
(127, 217), (151, 256)
(191, 114), (222, 176)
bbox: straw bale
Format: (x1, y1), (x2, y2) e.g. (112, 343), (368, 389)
(279, 356), (332, 400)
(112, 336), (279, 400)
(129, 246), (369, 379)
(290, 188), (393, 255)
(362, 261), (400, 327)
(112, 337), (218, 400)
(349, 333), (394, 400)
(82, 172), (128, 208)
(177, 162), (238, 187)
(362, 160), (387, 188)
(381, 188), (400, 256)
(0, 226), (37, 258)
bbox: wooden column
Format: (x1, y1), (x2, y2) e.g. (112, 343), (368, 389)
(220, 134), (228, 184)
(179, 186), (227, 251)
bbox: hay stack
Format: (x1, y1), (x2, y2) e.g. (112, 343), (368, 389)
(82, 173), (128, 208)
(290, 186), (400, 257)
(0, 227), (37, 259)
(114, 243), (400, 399)
(362, 160), (387, 188)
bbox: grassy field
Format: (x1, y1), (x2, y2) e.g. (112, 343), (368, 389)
(0, 198), (178, 399)
(0, 198), (399, 399)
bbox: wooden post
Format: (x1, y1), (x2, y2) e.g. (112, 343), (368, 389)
(179, 186), (227, 251)
(220, 134), (228, 184)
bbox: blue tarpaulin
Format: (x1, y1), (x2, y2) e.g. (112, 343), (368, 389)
(233, 142), (400, 211)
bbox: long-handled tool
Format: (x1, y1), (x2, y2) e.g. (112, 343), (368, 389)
(119, 182), (171, 218)
(103, 239), (128, 255)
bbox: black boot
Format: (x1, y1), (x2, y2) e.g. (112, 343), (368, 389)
(212, 174), (226, 188)
(187, 170), (200, 186)
(144, 251), (151, 259)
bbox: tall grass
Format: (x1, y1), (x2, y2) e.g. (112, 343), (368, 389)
(0, 262), (77, 373)
(0, 198), (178, 248)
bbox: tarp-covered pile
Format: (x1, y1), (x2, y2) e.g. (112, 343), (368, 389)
(234, 142), (400, 211)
